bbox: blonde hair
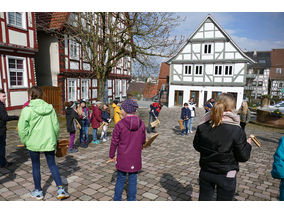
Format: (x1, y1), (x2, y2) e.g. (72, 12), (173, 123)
(210, 93), (236, 127)
(238, 101), (248, 115)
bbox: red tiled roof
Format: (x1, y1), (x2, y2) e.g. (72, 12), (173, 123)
(36, 12), (70, 30)
(158, 62), (170, 79)
(143, 83), (158, 99)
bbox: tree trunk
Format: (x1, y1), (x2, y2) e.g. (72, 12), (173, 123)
(97, 77), (106, 103)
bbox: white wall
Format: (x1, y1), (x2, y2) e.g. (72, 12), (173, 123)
(8, 30), (27, 46)
(10, 91), (28, 106)
(168, 84), (244, 109)
(50, 41), (60, 86)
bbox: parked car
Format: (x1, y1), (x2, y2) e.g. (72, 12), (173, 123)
(269, 101), (284, 113)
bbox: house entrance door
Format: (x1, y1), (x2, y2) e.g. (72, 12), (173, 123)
(190, 90), (199, 107)
(174, 90), (183, 106)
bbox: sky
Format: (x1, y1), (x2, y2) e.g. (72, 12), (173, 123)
(172, 12), (284, 52)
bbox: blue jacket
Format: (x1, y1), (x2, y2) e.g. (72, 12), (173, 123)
(181, 107), (191, 120)
(101, 110), (110, 123)
(271, 136), (284, 179)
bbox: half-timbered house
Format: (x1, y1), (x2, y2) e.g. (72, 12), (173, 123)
(270, 49), (284, 99)
(0, 12), (37, 110)
(167, 15), (255, 109)
(35, 12), (131, 113)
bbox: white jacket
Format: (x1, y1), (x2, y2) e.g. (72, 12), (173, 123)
(188, 102), (196, 117)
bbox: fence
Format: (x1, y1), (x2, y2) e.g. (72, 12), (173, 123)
(41, 86), (61, 114)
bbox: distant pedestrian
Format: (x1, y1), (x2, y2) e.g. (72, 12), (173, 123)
(204, 98), (214, 113)
(17, 86), (69, 200)
(101, 104), (111, 142)
(78, 100), (90, 148)
(65, 101), (80, 153)
(238, 101), (251, 131)
(0, 89), (19, 168)
(112, 100), (121, 124)
(271, 136), (284, 201)
(193, 93), (252, 201)
(90, 101), (102, 144)
(147, 102), (163, 133)
(180, 103), (191, 136)
(108, 99), (146, 201)
(188, 97), (196, 133)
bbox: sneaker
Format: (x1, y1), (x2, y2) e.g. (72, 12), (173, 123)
(190, 131), (193, 133)
(57, 188), (70, 200)
(30, 189), (44, 200)
(92, 140), (101, 144)
(102, 139), (107, 142)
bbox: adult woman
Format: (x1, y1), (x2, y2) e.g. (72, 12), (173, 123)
(193, 93), (252, 201)
(188, 97), (196, 133)
(238, 101), (251, 130)
(18, 86), (69, 200)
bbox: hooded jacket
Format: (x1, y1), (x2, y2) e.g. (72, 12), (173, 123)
(112, 103), (121, 124)
(90, 105), (102, 128)
(17, 99), (60, 152)
(271, 136), (284, 179)
(109, 115), (146, 173)
(65, 107), (81, 132)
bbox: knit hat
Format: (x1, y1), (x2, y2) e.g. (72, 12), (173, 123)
(121, 99), (139, 114)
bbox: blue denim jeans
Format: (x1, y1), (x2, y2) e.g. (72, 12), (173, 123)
(280, 179), (284, 201)
(181, 120), (189, 135)
(80, 126), (89, 143)
(92, 128), (98, 141)
(29, 150), (63, 190)
(187, 117), (194, 132)
(114, 170), (138, 201)
(0, 134), (7, 167)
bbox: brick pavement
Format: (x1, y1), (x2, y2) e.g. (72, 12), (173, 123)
(0, 107), (283, 201)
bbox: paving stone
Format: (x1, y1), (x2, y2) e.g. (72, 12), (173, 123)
(142, 192), (158, 200)
(82, 188), (96, 196)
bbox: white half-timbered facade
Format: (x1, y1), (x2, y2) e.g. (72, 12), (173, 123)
(0, 12), (37, 110)
(167, 15), (255, 109)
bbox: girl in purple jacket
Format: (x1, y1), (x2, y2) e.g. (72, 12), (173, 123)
(108, 99), (146, 201)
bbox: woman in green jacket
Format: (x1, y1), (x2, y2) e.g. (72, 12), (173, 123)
(18, 86), (69, 200)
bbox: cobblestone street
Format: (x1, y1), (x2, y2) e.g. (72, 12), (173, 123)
(0, 107), (283, 201)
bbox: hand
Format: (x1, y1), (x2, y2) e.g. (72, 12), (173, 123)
(106, 157), (116, 163)
(247, 138), (252, 145)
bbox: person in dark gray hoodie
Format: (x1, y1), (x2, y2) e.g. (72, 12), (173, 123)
(109, 99), (146, 201)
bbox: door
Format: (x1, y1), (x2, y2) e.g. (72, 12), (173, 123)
(190, 90), (199, 107)
(212, 91), (222, 100)
(174, 90), (183, 106)
(203, 91), (208, 106)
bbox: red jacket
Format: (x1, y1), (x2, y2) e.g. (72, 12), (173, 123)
(90, 105), (102, 129)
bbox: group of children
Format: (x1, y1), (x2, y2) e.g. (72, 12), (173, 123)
(64, 99), (117, 153)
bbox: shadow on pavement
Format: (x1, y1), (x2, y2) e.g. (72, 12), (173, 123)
(160, 173), (192, 201)
(0, 148), (29, 184)
(42, 155), (80, 195)
(257, 135), (282, 144)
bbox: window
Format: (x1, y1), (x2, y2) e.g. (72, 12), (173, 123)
(7, 12), (26, 29)
(67, 79), (77, 101)
(115, 79), (120, 97)
(195, 65), (203, 75)
(259, 69), (264, 75)
(81, 80), (89, 100)
(259, 60), (266, 63)
(69, 40), (79, 59)
(92, 89), (97, 99)
(214, 65), (222, 75)
(224, 65), (233, 75)
(279, 83), (283, 88)
(184, 65), (192, 75)
(258, 81), (263, 87)
(8, 57), (26, 88)
(252, 81), (257, 86)
(204, 44), (212, 54)
(122, 80), (127, 96)
(92, 79), (97, 87)
(276, 68), (282, 74)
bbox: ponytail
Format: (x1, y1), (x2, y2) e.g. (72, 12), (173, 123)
(209, 93), (236, 128)
(210, 102), (224, 127)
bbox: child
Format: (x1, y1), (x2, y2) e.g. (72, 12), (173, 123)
(271, 136), (284, 201)
(18, 86), (69, 200)
(188, 98), (196, 133)
(108, 99), (146, 201)
(101, 104), (111, 142)
(78, 100), (90, 148)
(112, 100), (121, 124)
(65, 101), (80, 153)
(181, 103), (191, 136)
(90, 101), (102, 144)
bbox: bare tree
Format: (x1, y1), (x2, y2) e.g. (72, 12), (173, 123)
(37, 12), (184, 102)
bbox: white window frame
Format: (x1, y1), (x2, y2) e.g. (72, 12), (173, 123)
(115, 79), (121, 97)
(7, 12), (27, 30)
(276, 68), (282, 74)
(184, 65), (192, 75)
(194, 65), (203, 76)
(6, 56), (28, 89)
(214, 65), (223, 76)
(67, 78), (77, 101)
(92, 79), (97, 87)
(203, 43), (213, 54)
(258, 81), (263, 87)
(92, 89), (97, 99)
(122, 80), (127, 96)
(69, 39), (79, 60)
(224, 65), (233, 76)
(0, 71), (2, 89)
(81, 79), (89, 100)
